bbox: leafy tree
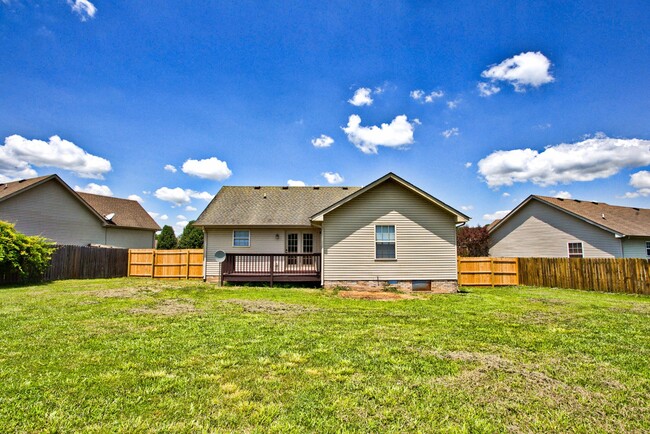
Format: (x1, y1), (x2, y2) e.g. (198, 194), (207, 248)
(156, 225), (177, 249)
(0, 221), (55, 282)
(457, 225), (490, 257)
(177, 220), (204, 249)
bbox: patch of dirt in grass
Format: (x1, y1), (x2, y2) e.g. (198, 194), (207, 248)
(527, 297), (568, 305)
(220, 299), (320, 314)
(338, 290), (416, 301)
(609, 304), (650, 315)
(89, 286), (162, 298)
(129, 298), (199, 315)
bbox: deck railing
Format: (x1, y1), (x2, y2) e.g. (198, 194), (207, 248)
(221, 253), (321, 285)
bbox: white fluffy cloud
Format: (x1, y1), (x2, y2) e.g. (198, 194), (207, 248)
(154, 187), (214, 207)
(410, 89), (444, 103)
(483, 210), (511, 221)
(311, 135), (334, 148)
(480, 51), (554, 93)
(477, 82), (501, 97)
(128, 194), (143, 203)
(147, 211), (159, 219)
(322, 172), (344, 184)
(502, 192), (511, 197)
(461, 205), (474, 211)
(342, 114), (416, 154)
(181, 157), (232, 181)
(160, 214), (169, 221)
(348, 87), (373, 106)
(287, 179), (306, 186)
(464, 162), (472, 168)
(74, 183), (113, 196)
(0, 134), (111, 181)
(176, 214), (187, 220)
(447, 99), (461, 109)
(67, 0), (96, 21)
(442, 128), (459, 139)
(164, 164), (177, 173)
(478, 134), (650, 188)
(554, 191), (572, 199)
(621, 171), (650, 198)
(185, 205), (197, 211)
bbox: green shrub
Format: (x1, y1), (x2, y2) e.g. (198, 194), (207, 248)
(156, 225), (177, 249)
(0, 221), (55, 282)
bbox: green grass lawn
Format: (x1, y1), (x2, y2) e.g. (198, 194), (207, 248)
(0, 279), (648, 433)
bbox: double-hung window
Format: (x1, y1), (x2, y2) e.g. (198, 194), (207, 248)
(646, 241), (650, 257)
(376, 225), (396, 259)
(233, 230), (250, 247)
(568, 242), (583, 258)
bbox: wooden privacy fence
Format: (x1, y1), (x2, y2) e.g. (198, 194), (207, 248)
(128, 249), (204, 279)
(1, 245), (128, 285)
(518, 257), (650, 295)
(457, 257), (519, 286)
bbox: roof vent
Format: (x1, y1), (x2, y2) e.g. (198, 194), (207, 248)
(18, 179), (26, 183)
(342, 187), (348, 190)
(313, 186), (320, 190)
(254, 186), (261, 190)
(592, 201), (599, 205)
(601, 213), (606, 219)
(574, 199), (581, 203)
(557, 198), (564, 201)
(282, 186), (289, 190)
(633, 207), (640, 211)
(263, 193), (267, 199)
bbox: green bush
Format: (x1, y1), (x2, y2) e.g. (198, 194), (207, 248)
(0, 221), (55, 282)
(156, 225), (177, 249)
(177, 220), (204, 249)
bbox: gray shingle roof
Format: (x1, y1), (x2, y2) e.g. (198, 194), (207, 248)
(0, 175), (51, 201)
(77, 192), (161, 231)
(195, 186), (361, 227)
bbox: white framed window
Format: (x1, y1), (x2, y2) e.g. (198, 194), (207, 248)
(646, 241), (650, 257)
(568, 242), (583, 258)
(376, 225), (396, 259)
(233, 230), (250, 247)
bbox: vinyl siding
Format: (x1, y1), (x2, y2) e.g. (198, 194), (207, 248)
(106, 227), (156, 249)
(322, 180), (458, 281)
(489, 200), (622, 257)
(205, 228), (321, 277)
(0, 180), (106, 245)
(621, 237), (650, 258)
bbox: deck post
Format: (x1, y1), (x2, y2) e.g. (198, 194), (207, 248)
(269, 254), (274, 287)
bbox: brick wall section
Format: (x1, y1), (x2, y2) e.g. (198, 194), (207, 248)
(324, 280), (458, 293)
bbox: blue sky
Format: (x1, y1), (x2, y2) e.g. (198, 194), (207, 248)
(2, 1), (650, 232)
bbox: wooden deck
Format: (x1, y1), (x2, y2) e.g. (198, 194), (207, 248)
(221, 253), (321, 285)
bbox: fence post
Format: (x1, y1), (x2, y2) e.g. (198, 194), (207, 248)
(490, 257), (495, 287)
(270, 254), (274, 287)
(185, 250), (190, 280)
(151, 250), (156, 278)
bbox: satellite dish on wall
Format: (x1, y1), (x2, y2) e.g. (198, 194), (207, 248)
(214, 250), (227, 262)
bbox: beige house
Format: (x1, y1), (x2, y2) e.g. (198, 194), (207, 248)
(489, 195), (650, 258)
(0, 174), (160, 248)
(194, 173), (469, 291)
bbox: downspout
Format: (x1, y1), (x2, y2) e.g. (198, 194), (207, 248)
(203, 228), (207, 282)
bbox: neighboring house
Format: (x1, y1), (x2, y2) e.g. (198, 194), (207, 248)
(194, 173), (470, 291)
(488, 195), (650, 258)
(0, 174), (160, 248)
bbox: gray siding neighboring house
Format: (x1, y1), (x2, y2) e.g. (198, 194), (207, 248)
(488, 195), (650, 258)
(195, 173), (469, 291)
(0, 174), (160, 248)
